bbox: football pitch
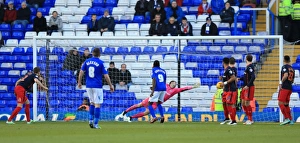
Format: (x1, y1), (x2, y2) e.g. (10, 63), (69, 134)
(1, 121), (299, 143)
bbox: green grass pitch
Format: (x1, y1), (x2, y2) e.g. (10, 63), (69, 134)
(1, 121), (299, 143)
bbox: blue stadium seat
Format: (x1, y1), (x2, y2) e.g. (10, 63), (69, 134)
(227, 39), (239, 46)
(167, 107), (177, 113)
(12, 47), (25, 55)
(248, 46), (262, 54)
(198, 63), (210, 69)
(212, 63), (223, 70)
(237, 14), (249, 22)
(103, 47), (116, 55)
(61, 70), (73, 77)
(180, 54), (191, 62)
(102, 100), (115, 107)
(106, 0), (117, 7)
(0, 100), (6, 108)
(192, 70), (206, 77)
(195, 46), (208, 54)
(182, 0), (193, 6)
(26, 63), (33, 70)
(208, 46), (221, 54)
(214, 39), (227, 46)
(222, 46), (234, 54)
(81, 15), (91, 24)
(263, 107), (275, 112)
(0, 56), (7, 63)
(193, 0), (202, 6)
(8, 70), (20, 77)
(12, 32), (24, 40)
(182, 46), (196, 53)
(190, 55), (201, 62)
(2, 78), (18, 85)
(8, 56), (18, 63)
(92, 0), (105, 7)
(7, 101), (16, 107)
(12, 24), (25, 31)
(188, 7), (198, 15)
(37, 7), (50, 16)
(201, 78), (218, 86)
(30, 8), (37, 16)
(181, 107), (193, 112)
(50, 100), (60, 107)
(133, 16), (145, 23)
(49, 71), (58, 77)
(143, 46), (154, 54)
(156, 46), (168, 54)
(98, 7), (107, 15)
(44, 0), (55, 7)
(0, 71), (8, 77)
(52, 47), (64, 54)
(293, 85), (300, 92)
(49, 86), (59, 92)
(0, 24), (11, 31)
(169, 46), (178, 53)
(116, 47), (129, 54)
(218, 30), (231, 36)
(1, 31), (11, 40)
(187, 40), (200, 46)
(87, 8), (100, 15)
(0, 93), (14, 100)
(119, 15), (132, 23)
(25, 24), (33, 31)
(25, 47), (33, 55)
(200, 40), (213, 46)
(218, 23), (230, 30)
(38, 47), (46, 55)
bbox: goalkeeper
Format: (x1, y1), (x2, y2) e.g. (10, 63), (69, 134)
(115, 81), (200, 122)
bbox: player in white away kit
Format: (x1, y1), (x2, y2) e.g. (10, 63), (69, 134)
(78, 48), (114, 129)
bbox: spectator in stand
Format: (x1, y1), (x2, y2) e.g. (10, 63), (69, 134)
(227, 0), (240, 6)
(201, 17), (218, 36)
(26, 0), (44, 9)
(76, 62), (86, 86)
(149, 14), (166, 36)
(198, 0), (212, 15)
(179, 17), (193, 36)
(3, 2), (17, 24)
(87, 14), (98, 35)
(148, 0), (164, 14)
(150, 4), (166, 23)
(134, 0), (149, 17)
(33, 11), (47, 34)
(13, 2), (31, 27)
(80, 48), (91, 63)
(63, 48), (81, 71)
(166, 1), (184, 24)
(211, 0), (225, 15)
(0, 3), (5, 23)
(166, 17), (180, 36)
(106, 62), (119, 86)
(98, 10), (115, 35)
(164, 0), (183, 7)
(118, 64), (132, 89)
(220, 2), (235, 25)
(242, 0), (256, 8)
(48, 11), (63, 35)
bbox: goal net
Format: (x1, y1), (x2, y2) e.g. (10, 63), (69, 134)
(32, 35), (294, 123)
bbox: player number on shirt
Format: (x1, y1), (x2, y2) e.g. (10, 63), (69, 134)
(288, 68), (294, 82)
(158, 74), (164, 82)
(89, 67), (95, 78)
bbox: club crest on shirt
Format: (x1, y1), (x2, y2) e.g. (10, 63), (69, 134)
(283, 68), (286, 72)
(229, 70), (232, 74)
(249, 68), (253, 72)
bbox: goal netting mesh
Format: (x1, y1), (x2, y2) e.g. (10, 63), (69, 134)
(33, 35), (293, 122)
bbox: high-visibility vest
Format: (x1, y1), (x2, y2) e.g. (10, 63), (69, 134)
(214, 89), (224, 111)
(292, 3), (300, 20)
(279, 0), (292, 16)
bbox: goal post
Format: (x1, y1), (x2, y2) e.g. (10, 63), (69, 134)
(32, 35), (285, 122)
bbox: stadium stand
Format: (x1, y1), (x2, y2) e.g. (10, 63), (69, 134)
(1, 0), (298, 116)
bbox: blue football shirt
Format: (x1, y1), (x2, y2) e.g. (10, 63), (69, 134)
(151, 67), (167, 91)
(81, 57), (108, 88)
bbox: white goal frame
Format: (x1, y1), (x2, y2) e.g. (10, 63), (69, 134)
(32, 35), (284, 122)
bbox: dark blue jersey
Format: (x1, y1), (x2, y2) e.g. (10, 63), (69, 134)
(242, 64), (255, 87)
(222, 67), (237, 92)
(152, 67), (167, 91)
(18, 73), (38, 91)
(281, 64), (294, 90)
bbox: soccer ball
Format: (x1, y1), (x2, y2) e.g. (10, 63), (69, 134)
(216, 82), (224, 89)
